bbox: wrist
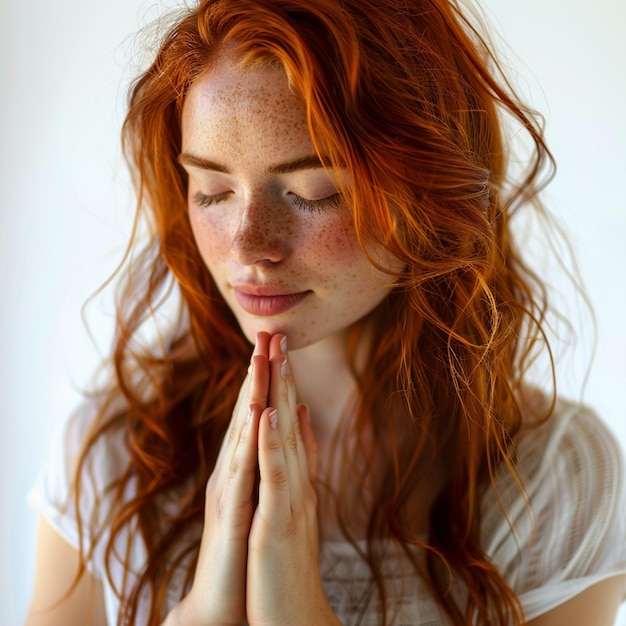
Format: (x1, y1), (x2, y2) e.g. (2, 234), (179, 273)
(162, 606), (244, 626)
(161, 592), (247, 626)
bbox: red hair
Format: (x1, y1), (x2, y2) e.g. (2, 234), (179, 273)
(71, 0), (558, 623)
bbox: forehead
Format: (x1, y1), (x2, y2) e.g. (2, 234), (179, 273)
(181, 59), (314, 163)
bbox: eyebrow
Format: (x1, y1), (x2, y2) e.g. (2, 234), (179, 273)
(177, 152), (332, 175)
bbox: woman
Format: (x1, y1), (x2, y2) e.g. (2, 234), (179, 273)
(25, 0), (626, 624)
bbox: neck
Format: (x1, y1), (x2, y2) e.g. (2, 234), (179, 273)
(288, 329), (373, 541)
(288, 329), (359, 444)
(284, 324), (439, 542)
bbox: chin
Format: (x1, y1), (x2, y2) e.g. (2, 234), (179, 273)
(237, 317), (326, 352)
(238, 318), (292, 344)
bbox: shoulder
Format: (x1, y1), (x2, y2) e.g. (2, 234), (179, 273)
(516, 396), (624, 534)
(514, 396), (623, 506)
(484, 395), (624, 523)
(481, 395), (626, 619)
(32, 394), (131, 568)
(47, 394), (129, 500)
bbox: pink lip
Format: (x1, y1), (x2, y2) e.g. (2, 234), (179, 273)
(233, 286), (310, 316)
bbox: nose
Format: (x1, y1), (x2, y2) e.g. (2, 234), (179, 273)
(230, 193), (290, 265)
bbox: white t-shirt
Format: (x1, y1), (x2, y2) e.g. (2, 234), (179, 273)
(31, 396), (626, 625)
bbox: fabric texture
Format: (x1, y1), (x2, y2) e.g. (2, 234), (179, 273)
(31, 396), (626, 625)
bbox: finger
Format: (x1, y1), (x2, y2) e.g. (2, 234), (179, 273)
(267, 354), (312, 507)
(253, 331), (271, 358)
(248, 332), (270, 411)
(268, 332), (287, 359)
(216, 372), (252, 471)
(297, 404), (318, 480)
(256, 406), (290, 525)
(209, 402), (261, 539)
(232, 336), (271, 433)
(249, 354), (270, 407)
(227, 337), (258, 436)
(230, 364), (251, 423)
(268, 334), (297, 415)
(217, 337), (268, 473)
(223, 401), (261, 507)
(268, 353), (300, 454)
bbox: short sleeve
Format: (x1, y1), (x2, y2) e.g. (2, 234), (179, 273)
(29, 401), (151, 625)
(481, 399), (626, 620)
(28, 400), (130, 580)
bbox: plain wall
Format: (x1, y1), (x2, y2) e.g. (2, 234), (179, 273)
(1, 0), (625, 623)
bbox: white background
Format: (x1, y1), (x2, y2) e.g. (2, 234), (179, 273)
(1, 0), (625, 623)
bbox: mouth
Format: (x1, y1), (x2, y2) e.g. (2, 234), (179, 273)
(232, 286), (311, 316)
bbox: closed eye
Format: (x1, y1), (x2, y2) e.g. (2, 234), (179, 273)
(288, 193), (343, 213)
(195, 191), (231, 207)
(194, 190), (343, 212)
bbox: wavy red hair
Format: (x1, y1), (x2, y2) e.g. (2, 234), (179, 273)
(71, 0), (559, 623)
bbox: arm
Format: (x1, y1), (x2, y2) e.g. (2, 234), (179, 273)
(24, 515), (107, 626)
(526, 575), (625, 626)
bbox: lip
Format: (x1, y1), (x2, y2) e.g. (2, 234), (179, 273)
(232, 285), (311, 316)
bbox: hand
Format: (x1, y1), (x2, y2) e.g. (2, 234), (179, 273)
(167, 333), (271, 626)
(246, 335), (340, 626)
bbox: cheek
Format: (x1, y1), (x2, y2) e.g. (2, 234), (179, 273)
(305, 214), (359, 263)
(316, 219), (403, 297)
(295, 220), (362, 293)
(310, 217), (388, 279)
(188, 208), (230, 265)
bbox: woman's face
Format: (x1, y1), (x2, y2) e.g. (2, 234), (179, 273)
(181, 57), (401, 350)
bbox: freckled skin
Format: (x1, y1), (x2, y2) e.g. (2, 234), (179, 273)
(180, 57), (400, 350)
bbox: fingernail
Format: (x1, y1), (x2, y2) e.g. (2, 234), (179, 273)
(280, 358), (288, 380)
(280, 335), (288, 354)
(269, 409), (278, 430)
(303, 403), (311, 424)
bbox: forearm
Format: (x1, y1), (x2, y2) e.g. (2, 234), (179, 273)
(162, 603), (341, 626)
(161, 595), (343, 626)
(160, 599), (243, 626)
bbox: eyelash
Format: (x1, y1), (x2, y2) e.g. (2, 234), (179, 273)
(195, 191), (230, 208)
(288, 193), (342, 213)
(194, 191), (343, 213)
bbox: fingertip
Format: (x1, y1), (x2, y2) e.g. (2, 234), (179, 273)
(268, 333), (288, 359)
(244, 402), (262, 431)
(297, 404), (318, 471)
(297, 403), (310, 425)
(254, 332), (271, 357)
(269, 353), (288, 381)
(268, 408), (278, 430)
(297, 404), (313, 439)
(259, 406), (280, 434)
